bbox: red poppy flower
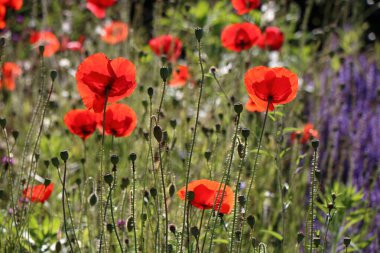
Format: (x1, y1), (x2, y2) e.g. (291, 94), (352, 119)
(221, 23), (261, 52)
(169, 65), (190, 87)
(97, 103), (137, 137)
(291, 123), (319, 144)
(61, 35), (85, 52)
(76, 53), (136, 112)
(244, 66), (298, 110)
(64, 109), (97, 140)
(0, 5), (6, 29)
(0, 0), (22, 10)
(101, 21), (128, 44)
(149, 35), (183, 62)
(231, 0), (260, 15)
(29, 31), (60, 57)
(245, 98), (273, 112)
(257, 26), (284, 51)
(177, 179), (234, 214)
(0, 62), (22, 91)
(23, 183), (54, 203)
(86, 0), (116, 19)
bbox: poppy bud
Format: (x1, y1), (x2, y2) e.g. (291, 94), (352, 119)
(187, 191), (195, 201)
(44, 160), (50, 168)
(313, 237), (321, 248)
(311, 139), (319, 150)
(89, 192), (97, 206)
(150, 187), (158, 198)
(60, 151), (69, 161)
(241, 128), (250, 139)
(147, 87), (154, 97)
(247, 215), (255, 229)
(0, 37), (5, 46)
(343, 237), (351, 247)
(297, 232), (305, 244)
(170, 119), (177, 129)
(0, 118), (6, 129)
(169, 224), (176, 234)
(234, 103), (243, 114)
(154, 125), (163, 143)
(51, 157), (60, 168)
(12, 130), (19, 140)
(55, 241), (62, 252)
(204, 150), (212, 161)
(190, 226), (199, 238)
(327, 202), (334, 211)
(50, 70), (57, 81)
(127, 216), (134, 232)
(44, 178), (51, 186)
(160, 66), (170, 81)
(129, 153), (137, 162)
(215, 124), (221, 132)
(235, 230), (242, 241)
(210, 66), (217, 74)
(110, 154), (119, 165)
(195, 27), (203, 42)
(76, 178), (81, 186)
(121, 177), (130, 189)
(184, 3), (191, 12)
(238, 195), (246, 206)
(169, 183), (175, 198)
(34, 153), (40, 161)
(39, 45), (45, 55)
(104, 173), (113, 186)
(106, 223), (113, 233)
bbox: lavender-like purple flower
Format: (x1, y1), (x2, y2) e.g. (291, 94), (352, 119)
(117, 219), (126, 231)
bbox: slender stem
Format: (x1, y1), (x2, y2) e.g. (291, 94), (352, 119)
(131, 159), (138, 253)
(180, 38), (205, 253)
(240, 100), (271, 249)
(157, 79), (167, 123)
(211, 72), (231, 105)
(195, 209), (205, 253)
(62, 161), (75, 253)
(110, 171), (123, 252)
(158, 145), (169, 253)
(322, 211), (335, 252)
(309, 148), (318, 253)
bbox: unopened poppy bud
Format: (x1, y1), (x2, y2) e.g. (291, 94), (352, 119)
(297, 232), (305, 244)
(215, 124), (221, 132)
(154, 125), (163, 142)
(238, 195), (246, 206)
(311, 139), (319, 149)
(343, 237), (351, 247)
(106, 223), (113, 233)
(150, 187), (158, 198)
(238, 143), (245, 158)
(247, 215), (255, 229)
(0, 118), (6, 128)
(190, 226), (199, 238)
(170, 119), (177, 129)
(44, 178), (51, 186)
(121, 177), (130, 189)
(204, 150), (212, 161)
(110, 154), (119, 165)
(12, 130), (19, 140)
(313, 237), (321, 247)
(160, 66), (170, 81)
(210, 66), (217, 74)
(60, 150), (69, 161)
(147, 87), (154, 97)
(187, 191), (195, 201)
(169, 183), (175, 198)
(0, 37), (5, 46)
(184, 3), (191, 12)
(89, 192), (98, 206)
(44, 160), (50, 168)
(169, 224), (177, 234)
(50, 70), (57, 81)
(34, 153), (40, 161)
(51, 157), (60, 168)
(104, 173), (113, 185)
(235, 230), (242, 241)
(39, 45), (45, 55)
(242, 128), (250, 139)
(327, 202), (334, 211)
(195, 27), (203, 42)
(127, 216), (134, 232)
(234, 103), (243, 114)
(55, 241), (62, 252)
(129, 153), (137, 162)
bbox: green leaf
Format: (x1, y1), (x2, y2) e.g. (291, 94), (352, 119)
(260, 230), (283, 241)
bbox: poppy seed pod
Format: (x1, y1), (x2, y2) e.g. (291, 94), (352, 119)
(89, 192), (98, 206)
(121, 177), (130, 189)
(106, 223), (113, 233)
(60, 151), (69, 161)
(297, 232), (305, 244)
(110, 154), (119, 165)
(247, 215), (255, 229)
(160, 66), (170, 81)
(51, 157), (60, 168)
(169, 183), (175, 198)
(50, 70), (57, 81)
(241, 128), (250, 139)
(147, 87), (154, 97)
(343, 237), (351, 247)
(170, 119), (177, 129)
(204, 150), (212, 161)
(12, 130), (19, 140)
(129, 153), (137, 162)
(44, 178), (51, 187)
(44, 160), (50, 168)
(154, 125), (163, 142)
(187, 191), (195, 201)
(169, 224), (176, 234)
(0, 118), (6, 128)
(191, 226), (199, 238)
(39, 45), (45, 55)
(104, 173), (113, 185)
(234, 103), (243, 114)
(195, 27), (203, 42)
(150, 187), (158, 198)
(312, 139), (319, 149)
(0, 38), (5, 46)
(313, 237), (321, 247)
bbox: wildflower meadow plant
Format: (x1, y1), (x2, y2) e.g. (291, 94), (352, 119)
(0, 1), (378, 253)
